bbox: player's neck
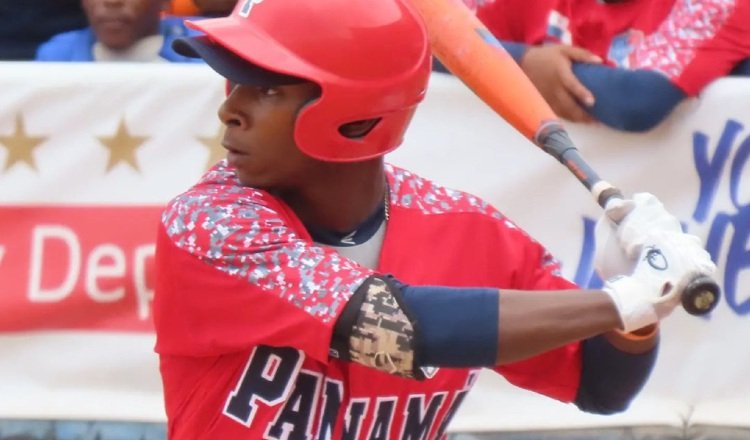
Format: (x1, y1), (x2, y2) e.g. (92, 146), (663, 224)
(279, 160), (387, 234)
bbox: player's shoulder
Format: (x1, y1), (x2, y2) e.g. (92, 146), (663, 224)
(167, 160), (270, 205)
(161, 160), (286, 234)
(385, 163), (504, 220)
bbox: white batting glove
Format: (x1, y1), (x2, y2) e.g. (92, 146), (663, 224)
(594, 193), (683, 280)
(602, 230), (717, 332)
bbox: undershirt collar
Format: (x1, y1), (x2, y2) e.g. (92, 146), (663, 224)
(306, 201), (386, 247)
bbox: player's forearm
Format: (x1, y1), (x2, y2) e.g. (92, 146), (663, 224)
(334, 279), (647, 379)
(496, 289), (621, 364)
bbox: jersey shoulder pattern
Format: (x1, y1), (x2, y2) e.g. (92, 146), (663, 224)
(631, 0), (739, 79)
(386, 163), (503, 218)
(160, 160), (373, 325)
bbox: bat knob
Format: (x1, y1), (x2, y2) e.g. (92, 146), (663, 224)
(681, 275), (721, 316)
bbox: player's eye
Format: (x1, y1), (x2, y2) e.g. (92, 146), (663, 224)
(257, 86), (280, 97)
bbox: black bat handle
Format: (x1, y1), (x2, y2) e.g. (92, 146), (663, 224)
(536, 123), (720, 316)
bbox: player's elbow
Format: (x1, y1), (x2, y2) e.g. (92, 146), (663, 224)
(573, 335), (657, 415)
(574, 391), (633, 415)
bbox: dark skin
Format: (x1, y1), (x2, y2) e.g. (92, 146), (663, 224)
(217, 80), (657, 364)
(83, 0), (168, 51)
(520, 44), (602, 123)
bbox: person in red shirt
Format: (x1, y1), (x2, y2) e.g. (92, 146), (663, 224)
(153, 0), (716, 438)
(474, 0), (555, 43)
(474, 0), (750, 130)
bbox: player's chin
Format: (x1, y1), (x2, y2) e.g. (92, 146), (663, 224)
(234, 168), (275, 189)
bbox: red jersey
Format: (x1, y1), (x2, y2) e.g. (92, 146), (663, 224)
(474, 0), (556, 44)
(542, 0), (750, 95)
(154, 162), (582, 439)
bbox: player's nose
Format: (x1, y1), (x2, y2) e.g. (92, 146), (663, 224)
(218, 89), (250, 130)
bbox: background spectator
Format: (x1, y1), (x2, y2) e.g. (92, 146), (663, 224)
(0, 0), (87, 60)
(475, 0), (555, 44)
(35, 0), (203, 63)
(473, 0), (750, 131)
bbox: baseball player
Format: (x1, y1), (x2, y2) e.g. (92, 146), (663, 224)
(152, 0), (716, 438)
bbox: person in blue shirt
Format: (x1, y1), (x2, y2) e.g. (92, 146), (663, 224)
(36, 0), (202, 63)
(0, 0), (87, 60)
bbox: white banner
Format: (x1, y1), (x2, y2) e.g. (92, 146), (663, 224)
(0, 63), (748, 430)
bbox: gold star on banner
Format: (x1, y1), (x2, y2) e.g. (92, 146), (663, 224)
(198, 126), (226, 170)
(98, 118), (148, 172)
(0, 114), (46, 172)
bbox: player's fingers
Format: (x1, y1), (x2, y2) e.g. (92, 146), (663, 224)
(560, 45), (603, 64)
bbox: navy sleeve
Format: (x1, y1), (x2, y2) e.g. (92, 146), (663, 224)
(574, 334), (658, 415)
(498, 41), (528, 64)
(571, 64), (686, 132)
(730, 58), (750, 76)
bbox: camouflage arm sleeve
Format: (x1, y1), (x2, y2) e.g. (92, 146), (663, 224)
(330, 275), (425, 380)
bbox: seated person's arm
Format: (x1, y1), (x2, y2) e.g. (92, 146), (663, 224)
(571, 63), (686, 132)
(498, 41), (686, 132)
(437, 38), (684, 132)
(432, 40), (528, 73)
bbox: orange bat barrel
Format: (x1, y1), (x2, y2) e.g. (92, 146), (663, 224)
(409, 0), (558, 143)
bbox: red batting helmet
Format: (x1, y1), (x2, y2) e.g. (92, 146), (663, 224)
(173, 0), (432, 162)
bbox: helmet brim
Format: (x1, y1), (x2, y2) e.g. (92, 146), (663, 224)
(173, 36), (305, 87)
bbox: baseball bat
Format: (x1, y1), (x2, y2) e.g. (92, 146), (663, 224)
(409, 0), (720, 316)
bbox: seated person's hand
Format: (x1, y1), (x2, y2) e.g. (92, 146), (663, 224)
(520, 44), (602, 123)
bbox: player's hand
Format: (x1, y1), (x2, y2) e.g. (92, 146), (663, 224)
(602, 230), (717, 332)
(520, 44), (602, 123)
(594, 193), (684, 280)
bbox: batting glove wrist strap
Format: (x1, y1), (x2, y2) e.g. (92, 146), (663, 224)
(603, 275), (668, 332)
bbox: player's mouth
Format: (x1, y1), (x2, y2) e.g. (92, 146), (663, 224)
(95, 16), (131, 30)
(223, 142), (249, 166)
